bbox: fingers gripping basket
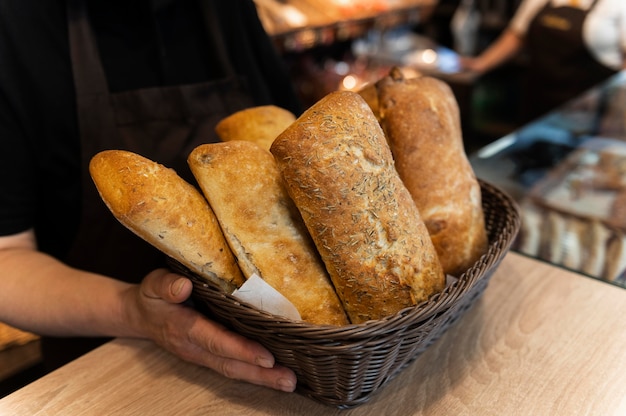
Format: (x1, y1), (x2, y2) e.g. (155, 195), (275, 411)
(174, 180), (520, 408)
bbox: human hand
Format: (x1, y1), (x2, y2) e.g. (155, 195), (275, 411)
(124, 268), (297, 393)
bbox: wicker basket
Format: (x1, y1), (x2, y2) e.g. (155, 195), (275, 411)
(173, 180), (520, 408)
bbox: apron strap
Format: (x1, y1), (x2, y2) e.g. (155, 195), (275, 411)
(66, 0), (110, 96)
(197, 0), (236, 78)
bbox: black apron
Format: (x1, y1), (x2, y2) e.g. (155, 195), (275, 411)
(523, 0), (617, 122)
(41, 0), (256, 370)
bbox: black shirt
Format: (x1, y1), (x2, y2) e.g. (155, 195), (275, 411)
(0, 0), (301, 258)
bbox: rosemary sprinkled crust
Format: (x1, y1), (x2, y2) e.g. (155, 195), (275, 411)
(89, 150), (244, 293)
(271, 91), (445, 324)
(377, 73), (488, 276)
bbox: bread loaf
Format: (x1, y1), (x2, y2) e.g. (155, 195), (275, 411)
(89, 150), (244, 293)
(357, 67), (422, 123)
(188, 141), (349, 326)
(357, 82), (381, 122)
(215, 105), (296, 151)
(377, 72), (488, 276)
(271, 91), (445, 324)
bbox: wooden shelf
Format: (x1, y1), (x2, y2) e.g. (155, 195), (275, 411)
(0, 324), (41, 382)
(255, 0), (437, 52)
(0, 340), (41, 382)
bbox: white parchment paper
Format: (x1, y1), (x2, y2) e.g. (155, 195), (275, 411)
(231, 273), (301, 321)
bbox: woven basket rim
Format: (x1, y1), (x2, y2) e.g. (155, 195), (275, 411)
(173, 179), (520, 336)
(172, 179), (521, 408)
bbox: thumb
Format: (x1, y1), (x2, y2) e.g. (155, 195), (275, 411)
(141, 268), (193, 304)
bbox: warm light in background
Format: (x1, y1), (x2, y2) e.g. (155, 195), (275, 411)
(342, 75), (359, 90)
(421, 48), (437, 64)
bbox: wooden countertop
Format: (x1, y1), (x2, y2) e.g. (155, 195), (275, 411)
(0, 325), (40, 381)
(2, 252), (625, 415)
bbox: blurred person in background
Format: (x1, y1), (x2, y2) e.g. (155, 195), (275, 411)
(0, 0), (301, 392)
(461, 0), (626, 123)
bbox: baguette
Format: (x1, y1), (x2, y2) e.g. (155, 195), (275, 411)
(271, 91), (445, 324)
(188, 141), (349, 326)
(377, 72), (488, 276)
(215, 105), (296, 151)
(89, 150), (244, 293)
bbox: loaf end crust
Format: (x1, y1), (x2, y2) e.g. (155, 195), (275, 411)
(89, 150), (244, 293)
(215, 105), (296, 151)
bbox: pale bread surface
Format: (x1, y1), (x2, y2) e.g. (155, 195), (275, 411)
(271, 91), (445, 324)
(89, 150), (244, 293)
(188, 141), (348, 326)
(378, 73), (488, 276)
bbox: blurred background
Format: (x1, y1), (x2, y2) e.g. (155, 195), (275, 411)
(253, 0), (525, 153)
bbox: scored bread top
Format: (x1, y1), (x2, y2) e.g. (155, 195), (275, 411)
(188, 141), (349, 326)
(271, 91), (445, 324)
(89, 150), (244, 293)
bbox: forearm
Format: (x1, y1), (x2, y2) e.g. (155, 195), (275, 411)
(0, 232), (298, 391)
(0, 247), (140, 339)
(464, 29), (524, 73)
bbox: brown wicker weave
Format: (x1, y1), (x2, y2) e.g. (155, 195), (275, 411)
(172, 180), (520, 408)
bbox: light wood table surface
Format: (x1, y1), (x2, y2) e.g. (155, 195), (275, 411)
(2, 252), (626, 415)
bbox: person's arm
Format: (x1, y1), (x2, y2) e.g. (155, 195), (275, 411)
(0, 229), (297, 392)
(460, 29), (525, 74)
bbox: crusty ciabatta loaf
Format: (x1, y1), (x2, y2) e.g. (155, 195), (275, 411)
(377, 71), (488, 277)
(215, 105), (296, 151)
(89, 150), (244, 293)
(270, 91), (445, 324)
(357, 66), (422, 123)
(188, 141), (349, 326)
(357, 82), (381, 123)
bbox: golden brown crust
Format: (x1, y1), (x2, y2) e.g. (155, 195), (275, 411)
(358, 67), (423, 123)
(377, 74), (488, 276)
(215, 105), (296, 151)
(89, 150), (244, 293)
(271, 91), (445, 324)
(357, 82), (381, 122)
(188, 141), (348, 326)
